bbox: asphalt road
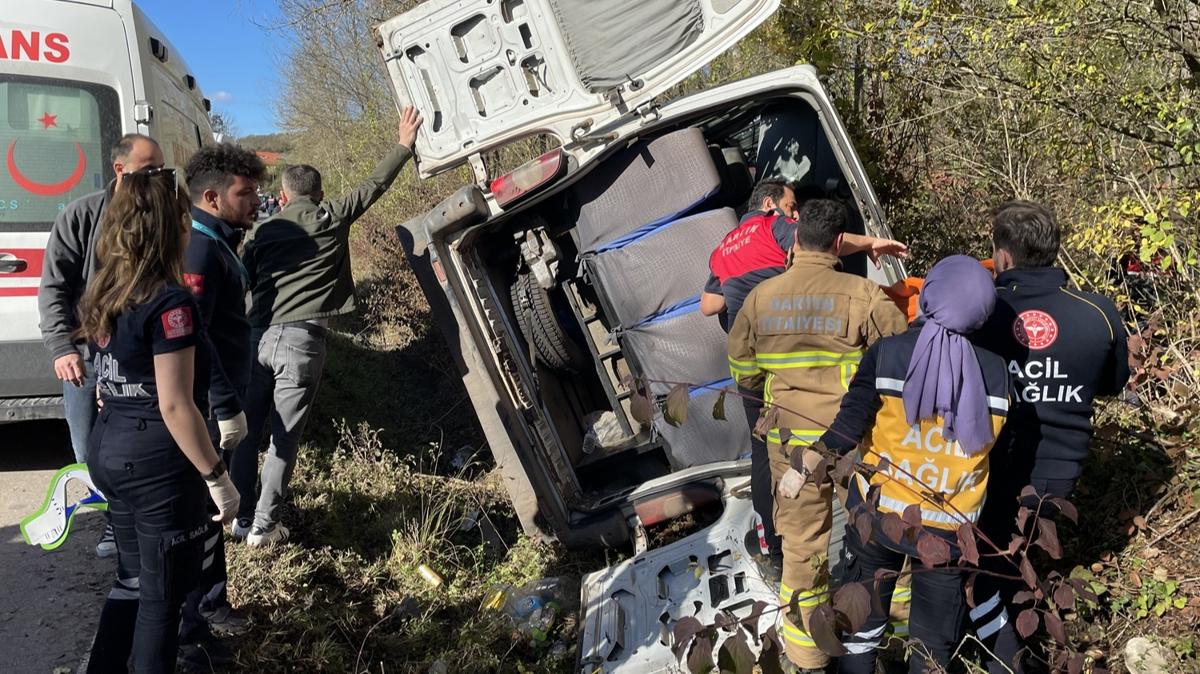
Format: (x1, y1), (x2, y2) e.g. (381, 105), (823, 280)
(0, 420), (109, 674)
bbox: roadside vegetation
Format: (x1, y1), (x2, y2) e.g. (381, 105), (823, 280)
(220, 0), (1200, 671)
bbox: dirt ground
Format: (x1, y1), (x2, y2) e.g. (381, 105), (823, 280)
(0, 420), (110, 674)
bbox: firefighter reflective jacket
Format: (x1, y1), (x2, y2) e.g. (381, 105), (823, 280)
(821, 324), (1012, 536)
(728, 251), (908, 435)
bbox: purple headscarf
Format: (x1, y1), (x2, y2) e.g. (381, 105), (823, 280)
(902, 255), (997, 456)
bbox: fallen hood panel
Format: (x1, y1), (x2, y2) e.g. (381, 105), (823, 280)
(375, 0), (779, 178)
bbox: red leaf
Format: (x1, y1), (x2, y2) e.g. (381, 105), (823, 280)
(1013, 590), (1035, 605)
(672, 617), (705, 660)
(833, 453), (857, 483)
(1132, 515), (1148, 531)
(686, 634), (716, 674)
(1035, 517), (1063, 559)
(810, 457), (831, 485)
(753, 407), (779, 440)
(833, 583), (871, 632)
(713, 611), (735, 632)
(916, 532), (951, 567)
(1007, 535), (1026, 555)
(855, 512), (874, 546)
(1050, 497), (1079, 524)
(630, 391), (654, 426)
(1054, 584), (1075, 611)
(806, 604), (849, 657)
(902, 504), (923, 529)
(1015, 608), (1039, 638)
(1044, 611), (1067, 645)
(1020, 557), (1038, 590)
(965, 571), (978, 608)
(881, 512), (906, 545)
(956, 523), (980, 566)
(1068, 653), (1085, 674)
(1017, 506), (1033, 533)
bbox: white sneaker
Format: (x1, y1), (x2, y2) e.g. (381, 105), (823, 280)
(231, 518), (253, 541)
(95, 523), (117, 558)
(246, 524), (289, 548)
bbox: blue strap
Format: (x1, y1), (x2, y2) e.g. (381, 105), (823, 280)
(191, 219), (248, 284)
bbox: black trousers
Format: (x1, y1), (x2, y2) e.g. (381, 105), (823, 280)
(178, 418), (232, 644)
(838, 526), (967, 674)
(971, 476), (1076, 674)
(742, 393), (780, 554)
(86, 408), (208, 674)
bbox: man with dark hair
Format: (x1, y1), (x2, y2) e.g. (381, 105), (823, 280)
(701, 181), (907, 583)
(728, 198), (908, 673)
(39, 132), (164, 557)
(230, 106), (423, 547)
(176, 143), (266, 661)
(971, 200), (1130, 672)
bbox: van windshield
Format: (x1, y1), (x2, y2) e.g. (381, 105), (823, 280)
(0, 75), (121, 231)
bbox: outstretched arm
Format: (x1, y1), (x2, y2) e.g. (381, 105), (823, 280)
(327, 106), (424, 225)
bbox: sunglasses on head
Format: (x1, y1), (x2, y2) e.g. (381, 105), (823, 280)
(134, 166), (177, 181)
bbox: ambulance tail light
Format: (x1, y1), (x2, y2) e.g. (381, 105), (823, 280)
(489, 149), (565, 208)
(632, 483), (721, 527)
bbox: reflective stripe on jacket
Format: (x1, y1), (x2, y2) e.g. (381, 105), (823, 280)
(727, 251), (908, 435)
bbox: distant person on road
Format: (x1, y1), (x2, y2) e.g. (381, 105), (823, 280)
(39, 133), (165, 558)
(175, 143), (266, 661)
(230, 106), (423, 547)
(75, 168), (239, 674)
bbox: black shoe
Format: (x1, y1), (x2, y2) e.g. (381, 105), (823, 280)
(178, 636), (235, 672)
(199, 602), (250, 637)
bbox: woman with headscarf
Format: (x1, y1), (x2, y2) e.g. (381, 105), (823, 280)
(780, 255), (1011, 673)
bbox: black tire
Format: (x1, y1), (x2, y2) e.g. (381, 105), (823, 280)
(510, 272), (590, 374)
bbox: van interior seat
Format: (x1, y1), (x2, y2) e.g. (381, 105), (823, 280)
(570, 127), (721, 254)
(708, 145), (754, 212)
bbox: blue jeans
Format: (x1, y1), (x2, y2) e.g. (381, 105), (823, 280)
(63, 357), (98, 463)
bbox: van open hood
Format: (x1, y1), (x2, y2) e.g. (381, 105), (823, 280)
(375, 0), (779, 178)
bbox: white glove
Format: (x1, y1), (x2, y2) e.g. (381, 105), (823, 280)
(205, 470), (240, 525)
(217, 411), (248, 451)
(778, 467), (807, 499)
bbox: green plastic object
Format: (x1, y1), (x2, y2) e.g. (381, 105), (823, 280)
(20, 463), (108, 551)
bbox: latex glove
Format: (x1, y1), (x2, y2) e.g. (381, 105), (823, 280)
(217, 411), (248, 451)
(205, 471), (240, 525)
(778, 467), (808, 499)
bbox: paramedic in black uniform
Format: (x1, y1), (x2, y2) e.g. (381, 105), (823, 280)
(76, 168), (239, 674)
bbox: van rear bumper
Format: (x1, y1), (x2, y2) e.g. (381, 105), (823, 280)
(0, 340), (60, 398)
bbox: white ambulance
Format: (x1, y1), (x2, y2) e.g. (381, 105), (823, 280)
(0, 0), (213, 422)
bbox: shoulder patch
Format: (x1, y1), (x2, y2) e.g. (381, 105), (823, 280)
(161, 306), (194, 340)
(183, 273), (205, 296)
(1012, 309), (1058, 350)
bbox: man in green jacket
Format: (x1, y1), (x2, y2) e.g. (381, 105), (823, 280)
(231, 106), (423, 546)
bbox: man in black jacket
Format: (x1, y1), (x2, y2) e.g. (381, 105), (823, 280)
(177, 144), (266, 661)
(972, 201), (1131, 672)
(230, 106), (423, 547)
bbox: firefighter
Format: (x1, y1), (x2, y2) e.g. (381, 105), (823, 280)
(703, 179), (908, 582)
(970, 201), (1131, 673)
(791, 255), (1011, 674)
(728, 198), (908, 672)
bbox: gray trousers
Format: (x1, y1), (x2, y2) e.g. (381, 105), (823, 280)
(230, 322), (327, 529)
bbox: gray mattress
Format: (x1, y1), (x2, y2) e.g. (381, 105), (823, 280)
(573, 127), (721, 254)
(585, 208), (737, 328)
(622, 305), (731, 391)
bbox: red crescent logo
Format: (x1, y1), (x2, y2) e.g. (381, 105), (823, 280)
(6, 140), (87, 197)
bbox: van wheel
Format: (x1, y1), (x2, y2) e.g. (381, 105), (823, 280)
(510, 272), (590, 374)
